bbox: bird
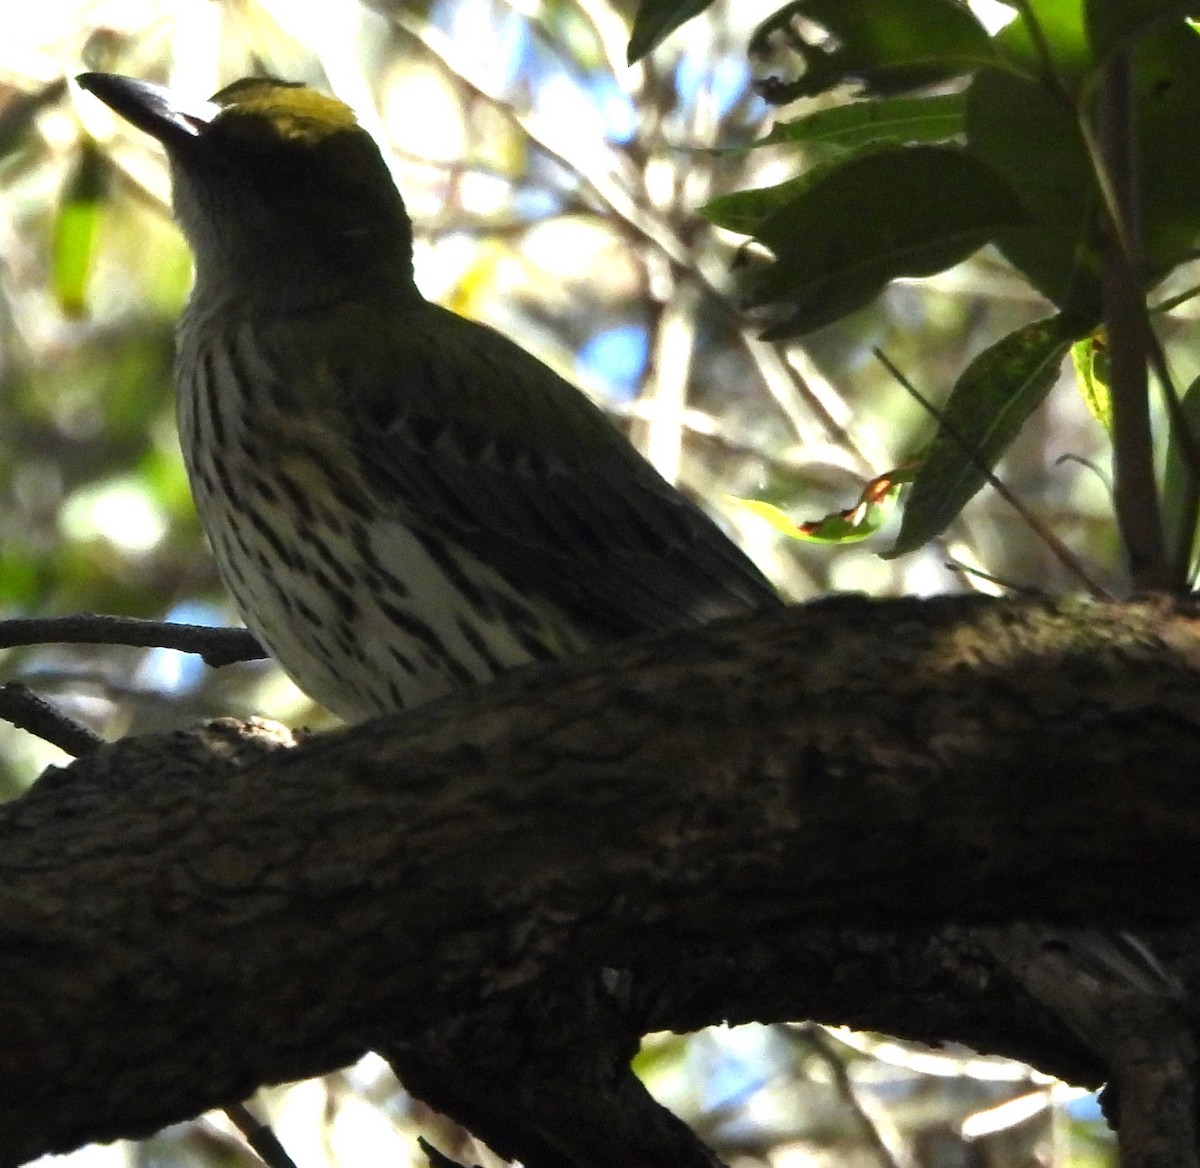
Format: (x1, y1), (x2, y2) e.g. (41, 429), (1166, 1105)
(75, 73), (781, 722)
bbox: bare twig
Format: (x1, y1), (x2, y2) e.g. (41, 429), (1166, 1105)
(0, 683), (104, 757)
(223, 1103), (300, 1168)
(384, 12), (833, 456)
(0, 615), (265, 668)
(1153, 282), (1200, 316)
(942, 561), (1041, 596)
(872, 349), (1109, 597)
(1008, 2), (1071, 97)
(792, 1025), (910, 1168)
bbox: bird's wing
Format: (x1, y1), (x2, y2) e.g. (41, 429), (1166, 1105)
(276, 300), (779, 640)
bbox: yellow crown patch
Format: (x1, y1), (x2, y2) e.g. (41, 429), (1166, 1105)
(215, 80), (358, 144)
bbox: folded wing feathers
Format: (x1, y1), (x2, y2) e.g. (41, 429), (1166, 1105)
(331, 303), (780, 637)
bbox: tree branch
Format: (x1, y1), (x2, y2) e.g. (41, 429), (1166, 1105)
(1093, 50), (1171, 588)
(0, 614), (265, 667)
(2, 595), (1200, 1165)
(0, 682), (104, 756)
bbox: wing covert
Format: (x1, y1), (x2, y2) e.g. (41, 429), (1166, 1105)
(271, 300), (781, 640)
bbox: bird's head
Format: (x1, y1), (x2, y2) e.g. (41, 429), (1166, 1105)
(76, 73), (416, 305)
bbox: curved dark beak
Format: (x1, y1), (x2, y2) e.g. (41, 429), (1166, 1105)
(76, 73), (221, 144)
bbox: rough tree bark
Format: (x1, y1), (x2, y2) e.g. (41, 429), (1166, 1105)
(2, 593), (1200, 1167)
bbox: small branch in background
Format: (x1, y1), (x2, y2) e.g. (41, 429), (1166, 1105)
(1054, 453), (1113, 498)
(0, 683), (104, 757)
(942, 561), (1041, 596)
(223, 1103), (300, 1168)
(1009, 1), (1071, 99)
(872, 350), (1109, 598)
(0, 615), (265, 668)
(1153, 282), (1200, 316)
(0, 78), (68, 156)
(1093, 51), (1172, 590)
(792, 1025), (911, 1168)
(389, 11), (833, 460)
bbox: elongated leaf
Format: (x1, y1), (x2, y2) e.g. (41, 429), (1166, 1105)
(703, 146), (896, 235)
(702, 174), (813, 237)
(759, 93), (966, 151)
(886, 316), (1075, 557)
(1133, 22), (1200, 271)
(965, 66), (1103, 318)
(966, 69), (1093, 238)
(627, 0), (715, 62)
(1161, 374), (1200, 578)
(740, 146), (1032, 336)
(53, 140), (107, 318)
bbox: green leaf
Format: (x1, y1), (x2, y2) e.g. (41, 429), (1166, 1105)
(627, 0), (714, 62)
(1133, 22), (1200, 271)
(702, 174), (812, 236)
(964, 66), (1103, 316)
(1161, 374), (1200, 577)
(966, 68), (1093, 237)
(1070, 333), (1112, 433)
(995, 0), (1094, 89)
(52, 141), (108, 319)
(703, 146), (905, 235)
(980, 10), (1200, 281)
(1086, 0), (1193, 63)
(886, 316), (1075, 557)
(739, 146), (1033, 336)
(759, 93), (966, 151)
(749, 0), (997, 100)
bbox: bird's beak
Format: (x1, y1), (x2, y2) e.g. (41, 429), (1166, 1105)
(76, 73), (222, 144)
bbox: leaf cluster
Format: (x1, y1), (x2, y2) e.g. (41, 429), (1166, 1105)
(633, 0), (1200, 570)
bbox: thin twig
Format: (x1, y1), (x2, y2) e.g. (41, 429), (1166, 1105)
(0, 683), (104, 757)
(790, 1025), (911, 1168)
(1008, 2), (1069, 95)
(943, 561), (1042, 596)
(872, 349), (1109, 597)
(1054, 452), (1113, 497)
(1153, 280), (1200, 316)
(385, 13), (830, 454)
(0, 615), (265, 668)
(223, 1102), (300, 1168)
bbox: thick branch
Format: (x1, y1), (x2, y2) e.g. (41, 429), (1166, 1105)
(2, 594), (1200, 1164)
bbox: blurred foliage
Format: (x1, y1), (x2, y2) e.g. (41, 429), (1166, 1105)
(0, 0), (1152, 1164)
